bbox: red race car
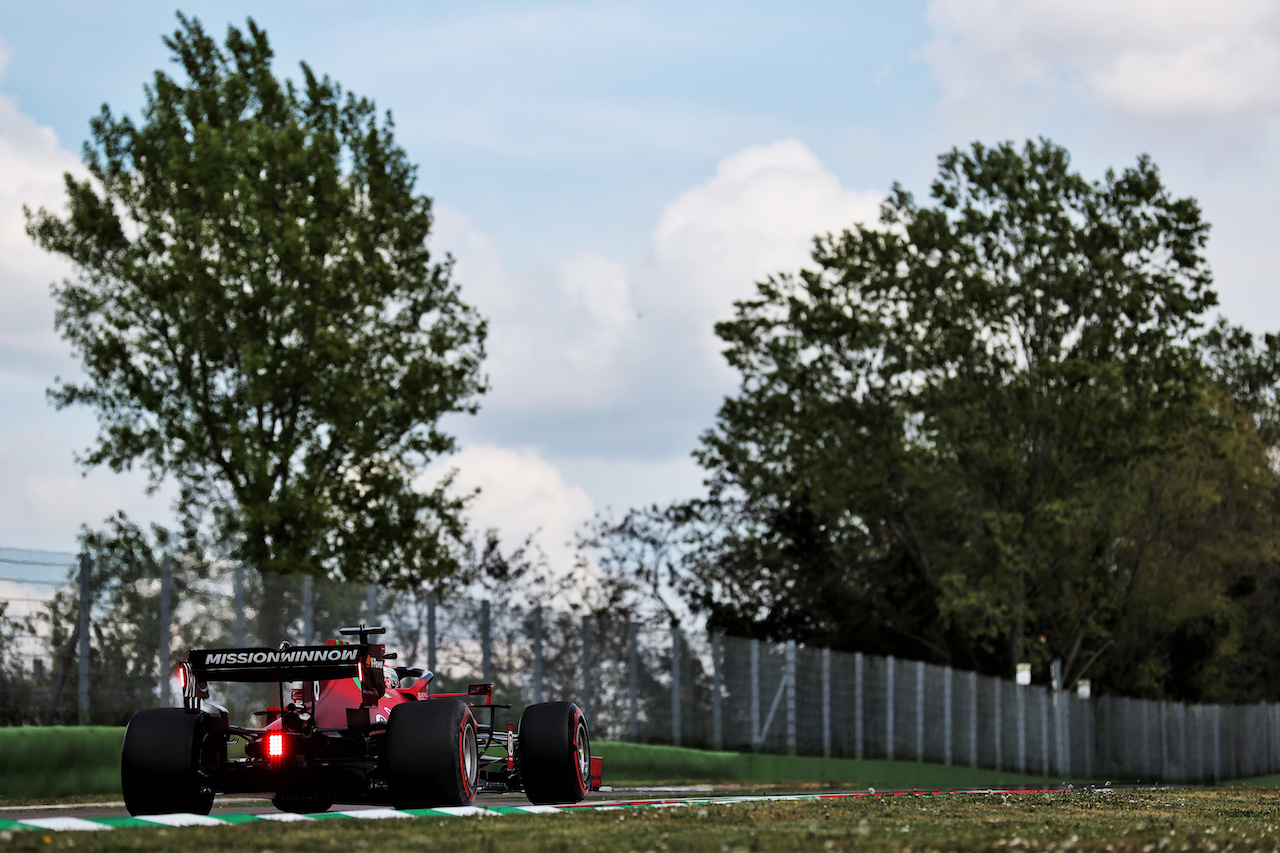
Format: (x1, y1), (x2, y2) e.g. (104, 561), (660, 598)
(121, 626), (600, 815)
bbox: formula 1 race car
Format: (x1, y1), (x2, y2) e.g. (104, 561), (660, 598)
(121, 626), (599, 816)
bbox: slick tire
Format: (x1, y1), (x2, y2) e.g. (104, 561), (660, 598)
(121, 708), (214, 816)
(386, 699), (478, 809)
(517, 702), (591, 805)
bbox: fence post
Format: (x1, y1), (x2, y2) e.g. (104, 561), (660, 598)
(886, 655), (895, 761)
(1160, 702), (1170, 782)
(1016, 683), (1027, 773)
(1213, 704), (1222, 783)
(1263, 701), (1271, 777)
(968, 671), (978, 768)
(1040, 690), (1049, 775)
(672, 626), (682, 747)
(159, 555), (172, 707)
(1107, 698), (1118, 781)
(712, 634), (723, 750)
(582, 614), (593, 723)
(365, 583), (377, 627)
(915, 660), (925, 762)
(1142, 701), (1152, 779)
(78, 552), (91, 726)
(1180, 703), (1190, 783)
(1059, 688), (1071, 777)
(481, 600), (492, 684)
(427, 591), (437, 682)
(854, 652), (864, 760)
(993, 679), (1002, 770)
(822, 647), (831, 759)
(1274, 703), (1280, 774)
(1273, 703), (1280, 774)
(234, 563), (246, 719)
(943, 665), (953, 766)
(627, 621), (638, 740)
(786, 640), (797, 755)
(1083, 694), (1093, 780)
(301, 575), (314, 644)
(750, 639), (761, 749)
(531, 606), (544, 704)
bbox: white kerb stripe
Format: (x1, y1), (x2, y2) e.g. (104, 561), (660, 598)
(428, 806), (492, 817)
(137, 813), (229, 827)
(20, 817), (113, 832)
(334, 809), (414, 820)
(256, 813), (314, 821)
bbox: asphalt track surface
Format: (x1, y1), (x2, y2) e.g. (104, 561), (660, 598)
(0, 785), (1082, 833)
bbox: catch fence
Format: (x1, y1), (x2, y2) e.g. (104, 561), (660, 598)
(1, 553), (1277, 783)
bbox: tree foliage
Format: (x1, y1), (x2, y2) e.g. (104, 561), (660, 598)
(26, 15), (485, 584)
(639, 139), (1280, 700)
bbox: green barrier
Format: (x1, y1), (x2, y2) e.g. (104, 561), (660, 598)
(1235, 774), (1280, 788)
(0, 728), (1069, 801)
(0, 727), (124, 799)
(592, 741), (1068, 789)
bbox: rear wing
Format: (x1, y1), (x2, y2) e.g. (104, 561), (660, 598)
(187, 644), (369, 684)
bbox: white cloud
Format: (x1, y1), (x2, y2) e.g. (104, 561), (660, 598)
(0, 70), (165, 552)
(435, 205), (644, 410)
(627, 139), (884, 404)
(439, 138), (881, 418)
(0, 419), (173, 551)
(428, 140), (882, 566)
(0, 87), (84, 379)
(641, 139), (881, 336)
(921, 0), (1280, 123)
(426, 444), (595, 576)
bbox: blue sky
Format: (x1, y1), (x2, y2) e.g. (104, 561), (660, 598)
(2, 1), (1278, 572)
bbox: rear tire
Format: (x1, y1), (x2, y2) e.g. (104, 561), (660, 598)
(385, 699), (478, 809)
(121, 708), (214, 816)
(518, 702), (591, 805)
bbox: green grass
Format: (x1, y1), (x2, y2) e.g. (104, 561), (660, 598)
(593, 741), (1071, 790)
(6, 788), (1280, 851)
(0, 727), (122, 799)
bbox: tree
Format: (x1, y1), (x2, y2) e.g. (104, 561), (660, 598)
(26, 15), (486, 584)
(685, 139), (1279, 698)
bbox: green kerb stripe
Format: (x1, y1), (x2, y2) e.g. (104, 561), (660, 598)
(3, 788), (1063, 832)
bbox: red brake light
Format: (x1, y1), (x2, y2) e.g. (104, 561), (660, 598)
(267, 733), (285, 759)
(176, 665), (187, 691)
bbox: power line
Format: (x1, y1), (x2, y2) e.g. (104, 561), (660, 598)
(0, 557), (75, 568)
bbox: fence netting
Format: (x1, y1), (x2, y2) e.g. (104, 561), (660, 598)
(3, 558), (1280, 783)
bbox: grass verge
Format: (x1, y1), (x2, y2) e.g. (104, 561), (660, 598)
(0, 727), (122, 799)
(594, 741), (1071, 789)
(5, 788), (1280, 851)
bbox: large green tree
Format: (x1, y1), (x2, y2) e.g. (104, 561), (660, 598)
(26, 15), (486, 584)
(682, 139), (1279, 699)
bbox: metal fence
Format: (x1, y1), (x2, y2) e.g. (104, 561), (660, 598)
(2, 552), (1279, 783)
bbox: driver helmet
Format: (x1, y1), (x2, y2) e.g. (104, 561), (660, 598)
(384, 669), (400, 690)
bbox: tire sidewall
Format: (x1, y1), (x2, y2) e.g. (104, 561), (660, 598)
(385, 698), (479, 808)
(517, 701), (590, 804)
(121, 708), (211, 815)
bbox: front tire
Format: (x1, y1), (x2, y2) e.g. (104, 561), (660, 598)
(518, 702), (591, 805)
(121, 708), (214, 816)
(385, 699), (478, 809)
